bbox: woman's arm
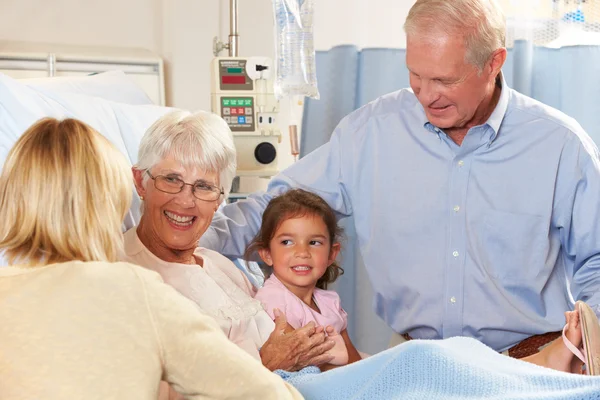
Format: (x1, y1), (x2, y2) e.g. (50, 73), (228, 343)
(136, 268), (303, 400)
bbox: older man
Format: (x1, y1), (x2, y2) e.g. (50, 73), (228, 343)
(201, 0), (600, 358)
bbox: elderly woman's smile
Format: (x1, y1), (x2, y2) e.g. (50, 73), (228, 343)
(164, 210), (196, 228)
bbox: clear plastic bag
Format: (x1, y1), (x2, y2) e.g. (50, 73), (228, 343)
(272, 0), (319, 100)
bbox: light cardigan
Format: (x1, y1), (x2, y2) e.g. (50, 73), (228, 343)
(0, 260), (302, 400)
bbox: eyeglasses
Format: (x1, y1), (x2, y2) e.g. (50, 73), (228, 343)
(146, 171), (224, 202)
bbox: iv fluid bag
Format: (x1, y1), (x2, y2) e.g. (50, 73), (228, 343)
(272, 0), (319, 100)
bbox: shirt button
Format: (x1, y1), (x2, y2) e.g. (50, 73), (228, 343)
(458, 160), (464, 167)
(450, 297), (457, 303)
(452, 251), (459, 257)
(453, 205), (460, 212)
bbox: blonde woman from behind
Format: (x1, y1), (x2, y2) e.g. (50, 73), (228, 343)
(0, 118), (302, 400)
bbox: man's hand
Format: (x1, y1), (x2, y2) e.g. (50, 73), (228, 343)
(259, 309), (335, 371)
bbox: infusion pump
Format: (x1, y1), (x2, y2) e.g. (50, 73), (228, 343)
(210, 57), (281, 177)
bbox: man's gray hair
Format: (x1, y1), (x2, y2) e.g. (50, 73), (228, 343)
(136, 110), (237, 199)
(404, 0), (506, 70)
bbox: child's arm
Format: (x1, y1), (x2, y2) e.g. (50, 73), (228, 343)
(341, 329), (362, 364)
(319, 328), (362, 372)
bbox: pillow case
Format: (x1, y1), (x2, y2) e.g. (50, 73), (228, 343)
(0, 72), (174, 230)
(20, 70), (154, 105)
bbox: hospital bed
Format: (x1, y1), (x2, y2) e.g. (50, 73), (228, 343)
(0, 71), (262, 285)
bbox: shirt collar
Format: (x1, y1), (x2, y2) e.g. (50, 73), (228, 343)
(486, 72), (509, 142)
(421, 72), (510, 144)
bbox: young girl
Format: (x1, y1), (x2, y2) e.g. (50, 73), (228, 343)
(246, 189), (362, 369)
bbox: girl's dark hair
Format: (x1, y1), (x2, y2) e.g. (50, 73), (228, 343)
(244, 189), (344, 289)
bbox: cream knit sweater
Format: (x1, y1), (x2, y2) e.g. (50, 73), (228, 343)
(0, 261), (303, 400)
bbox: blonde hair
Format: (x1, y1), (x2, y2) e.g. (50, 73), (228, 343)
(136, 110), (236, 200)
(404, 0), (506, 70)
(0, 118), (132, 266)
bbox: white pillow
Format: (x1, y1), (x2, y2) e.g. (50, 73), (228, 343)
(0, 73), (259, 280)
(0, 72), (174, 230)
(20, 70), (154, 105)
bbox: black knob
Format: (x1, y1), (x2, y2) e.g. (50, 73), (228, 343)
(254, 142), (276, 165)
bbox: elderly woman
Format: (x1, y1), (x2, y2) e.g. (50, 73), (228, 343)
(125, 110), (335, 372)
(0, 117), (302, 400)
(125, 111), (600, 400)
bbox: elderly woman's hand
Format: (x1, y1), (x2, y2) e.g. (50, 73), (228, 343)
(259, 309), (336, 372)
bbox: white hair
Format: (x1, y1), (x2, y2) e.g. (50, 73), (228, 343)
(136, 110), (237, 200)
(404, 0), (506, 70)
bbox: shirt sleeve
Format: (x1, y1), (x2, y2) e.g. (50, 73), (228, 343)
(199, 116), (357, 259)
(254, 283), (304, 329)
(317, 289), (349, 332)
(134, 267), (303, 400)
(553, 132), (600, 318)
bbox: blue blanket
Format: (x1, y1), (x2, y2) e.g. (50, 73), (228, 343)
(276, 337), (600, 400)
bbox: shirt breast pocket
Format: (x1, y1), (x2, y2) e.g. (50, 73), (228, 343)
(480, 209), (547, 285)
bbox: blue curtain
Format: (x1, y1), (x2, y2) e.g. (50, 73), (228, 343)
(301, 41), (600, 355)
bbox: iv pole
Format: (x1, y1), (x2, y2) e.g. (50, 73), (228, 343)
(213, 0), (239, 57)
